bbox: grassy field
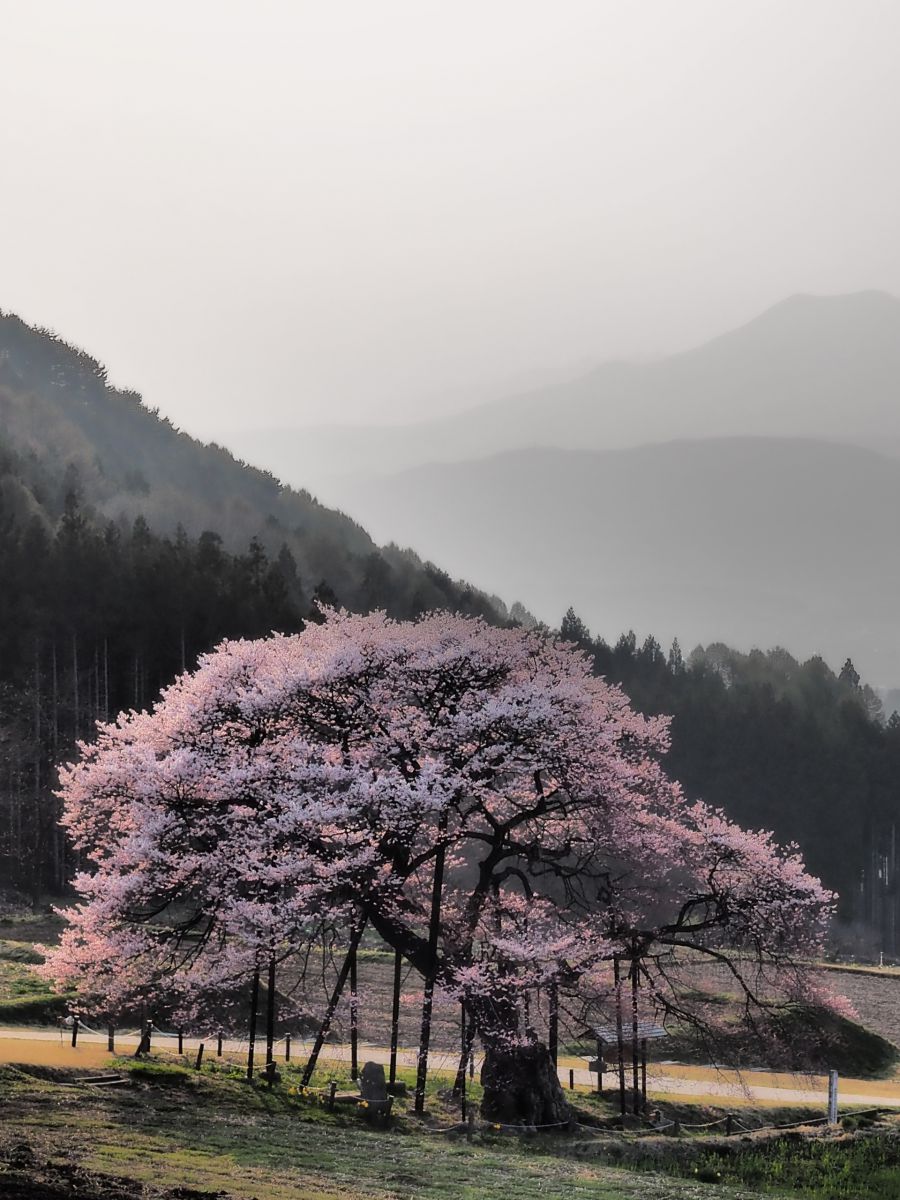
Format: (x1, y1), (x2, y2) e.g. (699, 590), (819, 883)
(2, 1056), (900, 1199)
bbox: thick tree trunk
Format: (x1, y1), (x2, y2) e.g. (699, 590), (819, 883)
(480, 1040), (571, 1127)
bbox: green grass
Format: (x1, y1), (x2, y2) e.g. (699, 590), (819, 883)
(0, 938), (45, 965)
(3, 1051), (900, 1198)
(620, 1128), (900, 1198)
(0, 1061), (742, 1199)
(0, 991), (68, 1023)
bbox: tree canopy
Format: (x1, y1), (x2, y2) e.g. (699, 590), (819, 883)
(45, 610), (834, 1122)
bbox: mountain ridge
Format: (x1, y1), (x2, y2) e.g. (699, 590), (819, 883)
(227, 289), (900, 500)
(335, 434), (900, 686)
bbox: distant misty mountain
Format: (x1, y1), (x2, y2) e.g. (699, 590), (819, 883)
(229, 290), (900, 502)
(334, 437), (900, 686)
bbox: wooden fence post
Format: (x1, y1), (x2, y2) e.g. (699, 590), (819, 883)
(107, 1023), (115, 1053)
(195, 1042), (205, 1070)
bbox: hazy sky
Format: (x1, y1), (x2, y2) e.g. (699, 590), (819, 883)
(3, 1), (899, 438)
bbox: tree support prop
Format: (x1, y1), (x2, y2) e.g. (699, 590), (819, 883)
(301, 922), (366, 1087)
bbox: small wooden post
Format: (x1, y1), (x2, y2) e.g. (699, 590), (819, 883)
(284, 1034), (291, 1062)
(349, 941), (359, 1082)
(725, 1113), (734, 1136)
(640, 1038), (648, 1109)
(217, 1030), (223, 1057)
(247, 965), (260, 1083)
(145, 1020), (152, 1055)
(828, 1070), (839, 1124)
(195, 1042), (205, 1070)
(388, 947), (402, 1085)
(107, 1023), (115, 1053)
(178, 1028), (184, 1055)
(568, 1068), (575, 1090)
(327, 1080), (337, 1110)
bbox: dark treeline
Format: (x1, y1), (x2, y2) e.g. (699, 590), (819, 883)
(0, 445), (503, 896)
(560, 609), (900, 953)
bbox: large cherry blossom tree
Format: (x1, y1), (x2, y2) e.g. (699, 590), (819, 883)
(43, 610), (834, 1123)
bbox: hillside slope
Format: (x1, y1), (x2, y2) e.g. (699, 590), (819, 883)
(0, 311), (505, 622)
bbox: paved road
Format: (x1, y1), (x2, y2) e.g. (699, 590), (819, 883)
(2, 1025), (898, 1111)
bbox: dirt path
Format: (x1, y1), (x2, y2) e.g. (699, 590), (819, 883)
(3, 1025), (899, 1111)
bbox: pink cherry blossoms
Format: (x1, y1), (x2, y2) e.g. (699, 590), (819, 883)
(42, 609), (836, 1109)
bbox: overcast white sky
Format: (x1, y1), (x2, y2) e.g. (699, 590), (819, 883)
(2, 1), (899, 438)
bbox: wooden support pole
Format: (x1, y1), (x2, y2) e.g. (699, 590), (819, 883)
(178, 1028), (184, 1056)
(453, 1001), (476, 1098)
(568, 1068), (575, 1090)
(107, 1024), (115, 1053)
(349, 941), (359, 1082)
(548, 977), (559, 1069)
(414, 810), (449, 1115)
(195, 1042), (205, 1071)
(266, 955), (277, 1082)
(285, 1034), (291, 1062)
(247, 966), (260, 1083)
(388, 947), (402, 1085)
(460, 1003), (467, 1116)
(71, 1017), (79, 1048)
(301, 922), (365, 1087)
(640, 1039), (647, 1108)
(631, 953), (640, 1115)
(217, 1030), (223, 1057)
(614, 956), (627, 1120)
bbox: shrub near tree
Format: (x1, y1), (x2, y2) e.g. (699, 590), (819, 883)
(44, 611), (835, 1125)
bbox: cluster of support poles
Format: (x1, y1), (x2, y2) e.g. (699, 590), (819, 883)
(95, 940), (637, 1120)
(607, 952), (649, 1115)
